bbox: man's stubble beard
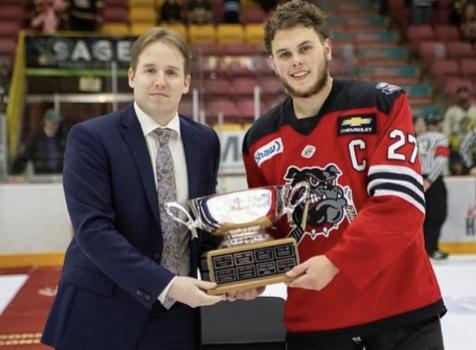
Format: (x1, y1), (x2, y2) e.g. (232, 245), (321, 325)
(280, 56), (330, 99)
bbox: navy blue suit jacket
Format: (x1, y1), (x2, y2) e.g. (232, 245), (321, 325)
(42, 104), (220, 349)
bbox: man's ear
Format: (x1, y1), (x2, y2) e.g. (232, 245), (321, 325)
(128, 67), (135, 88)
(323, 38), (332, 61)
(183, 74), (191, 94)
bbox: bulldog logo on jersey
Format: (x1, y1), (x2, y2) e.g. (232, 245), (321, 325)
(284, 164), (357, 241)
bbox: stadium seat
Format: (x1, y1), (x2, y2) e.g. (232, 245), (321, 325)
(130, 23), (155, 36)
(430, 59), (461, 87)
(101, 23), (130, 35)
(205, 99), (240, 120)
(129, 7), (157, 23)
(406, 25), (435, 42)
(204, 77), (232, 95)
(160, 23), (187, 39)
(191, 44), (223, 56)
(0, 38), (16, 55)
(244, 24), (265, 45)
(417, 41), (446, 67)
(434, 25), (461, 42)
(260, 76), (285, 95)
(0, 5), (24, 20)
(217, 24), (245, 45)
(446, 41), (475, 59)
(460, 59), (476, 80)
(0, 21), (21, 38)
(102, 7), (129, 23)
(231, 77), (257, 95)
(236, 99), (258, 119)
(240, 8), (266, 24)
(188, 25), (216, 45)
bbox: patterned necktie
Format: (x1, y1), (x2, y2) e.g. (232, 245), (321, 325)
(153, 128), (180, 309)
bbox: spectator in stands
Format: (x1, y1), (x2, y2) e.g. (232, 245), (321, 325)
(12, 108), (66, 175)
(67, 0), (102, 31)
(187, 0), (213, 24)
(460, 122), (476, 175)
(460, 1), (476, 43)
(417, 113), (450, 261)
(160, 0), (183, 24)
(449, 0), (468, 25)
(443, 85), (476, 174)
(31, 0), (66, 34)
(253, 0), (278, 13)
(223, 0), (240, 23)
(411, 0), (437, 25)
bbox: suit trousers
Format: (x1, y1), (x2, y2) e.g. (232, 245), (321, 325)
(135, 302), (200, 350)
(286, 316), (444, 350)
(56, 302), (199, 350)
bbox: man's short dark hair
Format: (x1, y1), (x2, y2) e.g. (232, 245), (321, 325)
(264, 0), (330, 56)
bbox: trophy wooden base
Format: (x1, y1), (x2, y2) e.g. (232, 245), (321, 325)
(201, 237), (299, 295)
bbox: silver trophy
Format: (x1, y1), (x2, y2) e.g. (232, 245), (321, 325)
(165, 182), (309, 294)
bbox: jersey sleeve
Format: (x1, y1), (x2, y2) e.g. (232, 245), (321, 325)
(326, 90), (427, 290)
(242, 130), (269, 188)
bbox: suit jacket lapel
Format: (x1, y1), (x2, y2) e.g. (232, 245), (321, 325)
(180, 116), (201, 200)
(120, 105), (161, 227)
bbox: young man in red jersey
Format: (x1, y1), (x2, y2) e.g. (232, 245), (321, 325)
(242, 1), (446, 349)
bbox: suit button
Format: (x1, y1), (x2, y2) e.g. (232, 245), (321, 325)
(144, 293), (151, 301)
(136, 289), (144, 297)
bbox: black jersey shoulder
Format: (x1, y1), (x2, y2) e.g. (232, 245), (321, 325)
(243, 96), (292, 155)
(325, 80), (406, 116)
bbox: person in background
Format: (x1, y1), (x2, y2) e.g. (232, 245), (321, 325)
(443, 85), (476, 174)
(187, 0), (213, 24)
(417, 113), (450, 261)
(12, 108), (66, 175)
(459, 119), (476, 174)
(160, 0), (183, 24)
(41, 27), (226, 350)
(460, 1), (476, 43)
(413, 115), (427, 136)
(30, 0), (66, 34)
(223, 0), (240, 23)
(411, 0), (437, 25)
(67, 0), (102, 31)
(242, 1), (446, 349)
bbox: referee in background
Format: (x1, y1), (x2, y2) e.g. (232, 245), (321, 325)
(417, 113), (451, 261)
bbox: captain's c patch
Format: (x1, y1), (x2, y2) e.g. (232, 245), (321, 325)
(338, 114), (377, 135)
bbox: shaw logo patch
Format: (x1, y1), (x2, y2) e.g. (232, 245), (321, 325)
(338, 115), (377, 135)
(254, 137), (283, 166)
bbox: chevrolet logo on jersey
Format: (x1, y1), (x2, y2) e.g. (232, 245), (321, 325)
(338, 114), (377, 135)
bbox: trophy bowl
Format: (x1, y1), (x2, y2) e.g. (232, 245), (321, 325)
(165, 182), (309, 295)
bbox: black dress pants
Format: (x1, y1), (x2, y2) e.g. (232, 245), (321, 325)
(423, 177), (448, 254)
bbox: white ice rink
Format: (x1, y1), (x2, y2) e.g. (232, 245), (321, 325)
(1, 255), (475, 349)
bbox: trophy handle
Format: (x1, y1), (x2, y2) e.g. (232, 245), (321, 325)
(164, 202), (199, 239)
(284, 181), (310, 215)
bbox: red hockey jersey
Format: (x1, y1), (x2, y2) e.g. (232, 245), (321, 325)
(243, 79), (445, 335)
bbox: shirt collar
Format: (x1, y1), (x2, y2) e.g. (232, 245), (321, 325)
(134, 102), (181, 139)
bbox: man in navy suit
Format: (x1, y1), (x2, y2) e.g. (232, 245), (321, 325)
(42, 27), (226, 350)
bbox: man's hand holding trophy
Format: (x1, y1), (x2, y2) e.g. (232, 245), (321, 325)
(165, 181), (310, 296)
